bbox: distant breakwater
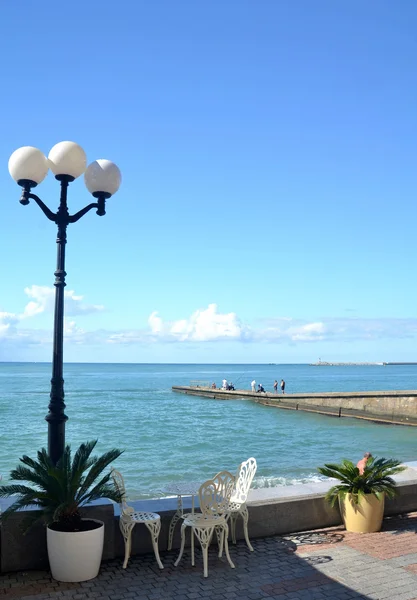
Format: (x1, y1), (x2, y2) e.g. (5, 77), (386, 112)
(309, 361), (383, 366)
(309, 361), (417, 366)
(172, 386), (417, 426)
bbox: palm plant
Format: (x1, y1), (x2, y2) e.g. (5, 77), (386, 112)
(318, 456), (406, 506)
(0, 440), (123, 531)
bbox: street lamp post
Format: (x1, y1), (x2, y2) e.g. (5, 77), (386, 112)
(8, 141), (121, 465)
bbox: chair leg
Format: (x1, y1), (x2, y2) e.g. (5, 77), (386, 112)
(241, 505), (254, 551)
(223, 523), (235, 570)
(119, 519), (134, 569)
(202, 540), (209, 578)
(168, 494), (183, 551)
(193, 526), (214, 578)
(215, 525), (224, 557)
(230, 512), (238, 544)
(167, 512), (182, 551)
(191, 528), (195, 566)
(144, 519), (164, 569)
(124, 534), (132, 570)
(174, 523), (187, 567)
(215, 526), (224, 558)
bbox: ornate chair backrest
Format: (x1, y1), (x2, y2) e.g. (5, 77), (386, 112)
(232, 457), (257, 504)
(199, 470), (235, 517)
(111, 469), (131, 514)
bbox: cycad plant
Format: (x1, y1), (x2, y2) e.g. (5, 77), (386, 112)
(0, 440), (123, 532)
(318, 456), (406, 506)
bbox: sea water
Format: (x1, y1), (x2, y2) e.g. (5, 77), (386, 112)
(0, 362), (416, 499)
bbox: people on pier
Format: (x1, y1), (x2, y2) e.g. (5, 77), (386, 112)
(222, 379), (228, 390)
(211, 382), (217, 389)
(357, 452), (372, 475)
(227, 382), (235, 391)
(251, 379), (256, 392)
(273, 380), (278, 393)
(280, 379), (285, 394)
(257, 384), (265, 393)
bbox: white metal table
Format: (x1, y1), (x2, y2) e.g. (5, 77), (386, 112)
(161, 482), (201, 551)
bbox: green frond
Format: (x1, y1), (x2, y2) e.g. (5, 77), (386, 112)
(324, 485), (345, 507)
(0, 440), (124, 531)
(72, 441), (97, 471)
(0, 484), (41, 498)
(0, 497), (44, 523)
(82, 484), (123, 506)
(318, 460), (359, 483)
(77, 448), (123, 500)
(19, 454), (51, 480)
(78, 472), (123, 506)
(8, 465), (50, 490)
(70, 441), (95, 490)
(76, 471), (111, 505)
(57, 444), (72, 469)
(36, 448), (55, 473)
(318, 455), (404, 505)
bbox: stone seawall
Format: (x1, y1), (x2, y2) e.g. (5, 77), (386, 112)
(3, 467), (417, 573)
(172, 386), (417, 426)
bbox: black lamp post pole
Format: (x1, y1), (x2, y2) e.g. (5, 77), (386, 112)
(47, 176), (70, 465)
(19, 175), (107, 464)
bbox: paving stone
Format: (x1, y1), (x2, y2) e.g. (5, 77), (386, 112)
(387, 553), (417, 567)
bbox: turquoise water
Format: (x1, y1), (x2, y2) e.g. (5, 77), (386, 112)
(0, 362), (416, 499)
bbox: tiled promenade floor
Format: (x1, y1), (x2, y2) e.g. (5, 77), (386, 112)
(1, 512), (417, 600)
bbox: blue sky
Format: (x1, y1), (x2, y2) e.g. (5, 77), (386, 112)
(1, 0), (417, 363)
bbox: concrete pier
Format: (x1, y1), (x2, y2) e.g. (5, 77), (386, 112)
(172, 386), (417, 426)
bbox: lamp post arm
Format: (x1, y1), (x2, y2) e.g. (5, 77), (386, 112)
(28, 193), (57, 223)
(68, 203), (99, 224)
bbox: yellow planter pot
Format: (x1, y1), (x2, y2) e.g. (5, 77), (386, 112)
(339, 493), (385, 533)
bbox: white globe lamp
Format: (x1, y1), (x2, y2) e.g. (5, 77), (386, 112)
(8, 146), (49, 187)
(48, 141), (87, 179)
(84, 159), (121, 198)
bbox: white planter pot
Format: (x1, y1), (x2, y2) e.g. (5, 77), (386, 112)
(47, 519), (104, 582)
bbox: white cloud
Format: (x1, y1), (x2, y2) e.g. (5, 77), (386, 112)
(0, 311), (20, 339)
(64, 319), (85, 336)
(255, 317), (417, 343)
(148, 311), (163, 334)
(148, 303), (247, 342)
(0, 286), (105, 352)
(22, 286), (104, 318)
(287, 322), (326, 342)
(107, 304), (248, 345)
(0, 311), (19, 327)
(107, 330), (147, 344)
(0, 322), (13, 337)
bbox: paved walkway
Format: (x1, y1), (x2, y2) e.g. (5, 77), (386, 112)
(1, 512), (417, 600)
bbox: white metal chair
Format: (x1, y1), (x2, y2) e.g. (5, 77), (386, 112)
(112, 470), (163, 570)
(227, 457), (257, 551)
(174, 470), (236, 578)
